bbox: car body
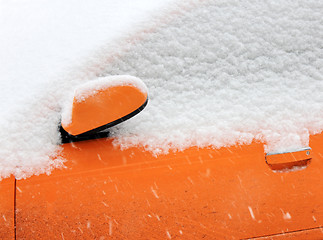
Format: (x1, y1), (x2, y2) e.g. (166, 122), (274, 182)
(1, 132), (322, 239)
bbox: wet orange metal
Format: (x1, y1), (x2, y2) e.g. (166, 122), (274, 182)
(0, 176), (15, 240)
(14, 133), (323, 239)
(62, 85), (148, 135)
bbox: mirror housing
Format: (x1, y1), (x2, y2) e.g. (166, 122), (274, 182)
(60, 75), (148, 143)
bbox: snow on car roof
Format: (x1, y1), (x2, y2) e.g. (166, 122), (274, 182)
(0, 0), (322, 179)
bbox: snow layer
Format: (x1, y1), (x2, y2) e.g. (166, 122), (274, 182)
(104, 0), (323, 155)
(73, 75), (148, 103)
(1, 0), (323, 179)
(0, 0), (174, 179)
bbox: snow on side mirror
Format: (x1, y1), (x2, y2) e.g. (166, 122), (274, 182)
(60, 75), (148, 143)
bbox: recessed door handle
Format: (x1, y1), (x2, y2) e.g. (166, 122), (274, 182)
(265, 147), (312, 171)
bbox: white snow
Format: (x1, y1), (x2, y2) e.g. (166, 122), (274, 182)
(73, 75), (148, 102)
(248, 206), (256, 220)
(0, 0), (174, 179)
(1, 0), (322, 179)
(283, 212), (292, 220)
(107, 0), (323, 155)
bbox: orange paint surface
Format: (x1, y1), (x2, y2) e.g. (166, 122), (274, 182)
(16, 133), (323, 239)
(62, 85), (148, 135)
(0, 176), (15, 240)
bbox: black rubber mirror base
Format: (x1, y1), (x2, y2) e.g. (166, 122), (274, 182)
(59, 125), (110, 144)
(59, 98), (148, 144)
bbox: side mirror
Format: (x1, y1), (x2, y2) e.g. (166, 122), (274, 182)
(60, 75), (148, 143)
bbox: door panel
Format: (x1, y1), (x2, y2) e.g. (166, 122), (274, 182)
(16, 133), (323, 239)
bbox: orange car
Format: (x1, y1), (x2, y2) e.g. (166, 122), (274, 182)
(1, 82), (322, 239)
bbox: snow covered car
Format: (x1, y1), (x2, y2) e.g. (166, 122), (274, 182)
(1, 0), (322, 239)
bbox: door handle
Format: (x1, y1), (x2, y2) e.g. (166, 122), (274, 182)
(265, 147), (311, 171)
